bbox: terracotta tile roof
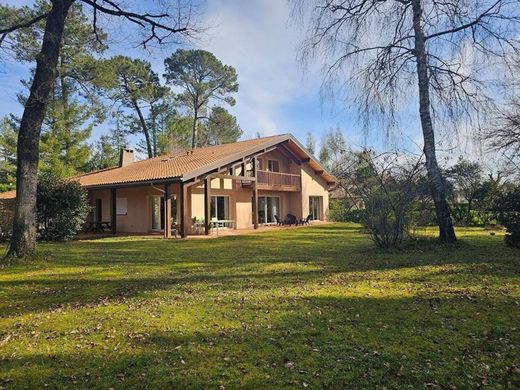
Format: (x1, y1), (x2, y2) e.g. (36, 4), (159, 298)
(0, 190), (16, 199)
(76, 135), (289, 188)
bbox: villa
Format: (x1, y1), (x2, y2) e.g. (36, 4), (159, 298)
(0, 134), (336, 237)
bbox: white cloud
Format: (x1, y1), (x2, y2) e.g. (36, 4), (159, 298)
(199, 0), (318, 138)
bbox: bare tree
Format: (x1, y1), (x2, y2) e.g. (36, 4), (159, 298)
(0, 0), (198, 259)
(293, 0), (520, 242)
(485, 99), (520, 170)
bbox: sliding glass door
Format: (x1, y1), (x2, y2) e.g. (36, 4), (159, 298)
(211, 196), (230, 220)
(258, 196), (280, 224)
(151, 195), (177, 230)
(309, 196), (322, 220)
(151, 196), (164, 230)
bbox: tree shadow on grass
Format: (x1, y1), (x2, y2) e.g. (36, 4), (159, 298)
(1, 224), (518, 319)
(1, 295), (517, 389)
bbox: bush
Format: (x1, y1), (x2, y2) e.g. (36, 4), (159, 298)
(493, 186), (520, 248)
(0, 198), (14, 241)
(363, 188), (411, 248)
(328, 199), (365, 223)
(37, 174), (90, 241)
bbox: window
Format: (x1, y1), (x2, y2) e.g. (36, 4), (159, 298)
(211, 196), (230, 220)
(151, 196), (177, 230)
(172, 195), (177, 224)
(95, 199), (102, 222)
(267, 159), (280, 172)
(309, 196), (322, 220)
(116, 198), (127, 215)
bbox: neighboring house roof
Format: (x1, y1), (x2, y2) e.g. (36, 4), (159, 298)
(0, 190), (16, 199)
(75, 133), (337, 189)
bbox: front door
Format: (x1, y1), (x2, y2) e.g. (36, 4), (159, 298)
(151, 196), (165, 230)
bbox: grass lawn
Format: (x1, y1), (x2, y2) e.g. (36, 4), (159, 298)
(0, 223), (519, 389)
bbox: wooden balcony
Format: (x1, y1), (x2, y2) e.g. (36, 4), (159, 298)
(256, 170), (301, 191)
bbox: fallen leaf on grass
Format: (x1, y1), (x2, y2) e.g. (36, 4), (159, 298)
(0, 335), (11, 347)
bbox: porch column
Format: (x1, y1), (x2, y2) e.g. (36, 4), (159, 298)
(163, 183), (172, 239)
(179, 181), (188, 238)
(110, 188), (117, 235)
(204, 177), (211, 235)
(252, 157), (258, 229)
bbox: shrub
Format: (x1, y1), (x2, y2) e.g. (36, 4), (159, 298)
(0, 198), (14, 241)
(353, 153), (423, 248)
(363, 184), (413, 248)
(493, 186), (520, 248)
(328, 199), (365, 222)
(37, 174), (90, 241)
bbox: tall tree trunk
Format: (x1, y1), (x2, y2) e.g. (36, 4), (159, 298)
(7, 0), (73, 259)
(150, 104), (157, 157)
(411, 0), (456, 242)
(191, 106), (198, 149)
(131, 99), (153, 158)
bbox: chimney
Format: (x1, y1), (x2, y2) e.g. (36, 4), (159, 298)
(119, 148), (134, 167)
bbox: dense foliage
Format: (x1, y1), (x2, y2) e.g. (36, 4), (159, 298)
(493, 186), (520, 248)
(36, 174), (90, 241)
(164, 49), (240, 148)
(0, 117), (17, 192)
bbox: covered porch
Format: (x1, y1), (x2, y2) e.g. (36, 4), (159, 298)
(85, 156), (263, 239)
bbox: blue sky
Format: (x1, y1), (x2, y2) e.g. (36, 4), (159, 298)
(1, 0), (479, 161)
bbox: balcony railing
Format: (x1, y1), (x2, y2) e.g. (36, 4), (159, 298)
(256, 170), (301, 191)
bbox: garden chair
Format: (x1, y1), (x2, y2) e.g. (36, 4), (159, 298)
(299, 214), (312, 225)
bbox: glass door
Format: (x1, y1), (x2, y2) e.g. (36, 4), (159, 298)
(309, 196), (322, 220)
(211, 196), (230, 221)
(258, 196), (280, 224)
(266, 196), (280, 223)
(258, 197), (267, 224)
(151, 196), (164, 230)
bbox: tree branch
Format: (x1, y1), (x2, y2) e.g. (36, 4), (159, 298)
(80, 0), (192, 47)
(0, 12), (48, 47)
(424, 0), (502, 41)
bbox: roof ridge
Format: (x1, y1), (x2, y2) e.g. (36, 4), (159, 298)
(71, 166), (118, 179)
(140, 134), (289, 162)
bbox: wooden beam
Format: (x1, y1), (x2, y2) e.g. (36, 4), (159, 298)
(209, 173), (256, 181)
(244, 145), (278, 160)
(240, 161), (246, 176)
(252, 156), (258, 230)
(110, 188), (116, 235)
(179, 182), (187, 238)
(164, 183), (172, 239)
(204, 177), (211, 236)
(279, 142), (302, 164)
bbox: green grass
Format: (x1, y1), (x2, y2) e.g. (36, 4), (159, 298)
(0, 223), (519, 389)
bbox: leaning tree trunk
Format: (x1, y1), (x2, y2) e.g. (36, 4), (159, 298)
(131, 99), (154, 158)
(411, 0), (457, 242)
(7, 0), (73, 259)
